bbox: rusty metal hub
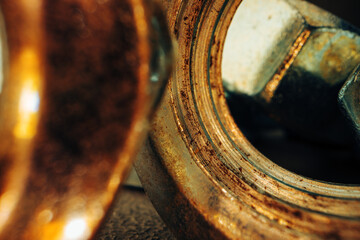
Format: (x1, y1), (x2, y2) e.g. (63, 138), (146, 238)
(135, 0), (360, 239)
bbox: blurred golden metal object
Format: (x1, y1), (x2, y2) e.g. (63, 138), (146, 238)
(135, 0), (360, 239)
(0, 0), (171, 239)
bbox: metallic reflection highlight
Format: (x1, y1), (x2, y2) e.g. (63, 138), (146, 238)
(0, 0), (44, 234)
(63, 218), (89, 240)
(13, 49), (41, 139)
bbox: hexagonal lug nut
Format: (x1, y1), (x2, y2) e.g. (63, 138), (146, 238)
(339, 64), (360, 142)
(223, 0), (360, 145)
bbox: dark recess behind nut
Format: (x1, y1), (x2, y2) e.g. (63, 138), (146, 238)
(307, 0), (360, 27)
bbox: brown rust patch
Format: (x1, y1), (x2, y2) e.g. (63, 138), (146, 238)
(320, 35), (360, 84)
(262, 29), (311, 102)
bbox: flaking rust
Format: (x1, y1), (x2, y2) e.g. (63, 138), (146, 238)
(136, 0), (360, 239)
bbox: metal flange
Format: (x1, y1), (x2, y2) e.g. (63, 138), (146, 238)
(135, 0), (360, 239)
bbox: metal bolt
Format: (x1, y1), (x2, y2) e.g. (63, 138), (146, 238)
(223, 0), (360, 145)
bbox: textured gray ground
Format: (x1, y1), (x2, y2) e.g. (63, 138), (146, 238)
(95, 187), (175, 240)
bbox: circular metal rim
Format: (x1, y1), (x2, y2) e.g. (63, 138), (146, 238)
(0, 0), (171, 239)
(136, 0), (360, 239)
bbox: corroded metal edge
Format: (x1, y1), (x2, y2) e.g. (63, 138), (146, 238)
(136, 0), (360, 239)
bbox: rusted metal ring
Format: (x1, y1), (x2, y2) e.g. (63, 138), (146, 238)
(0, 0), (171, 239)
(135, 0), (360, 239)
